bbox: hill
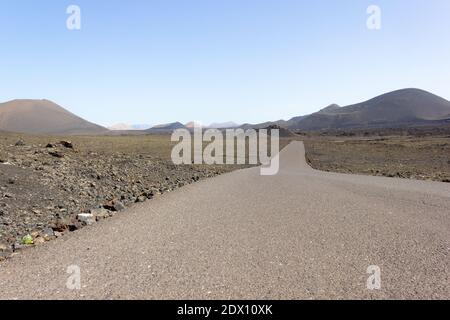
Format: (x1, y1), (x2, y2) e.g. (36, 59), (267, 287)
(289, 89), (450, 130)
(0, 99), (107, 135)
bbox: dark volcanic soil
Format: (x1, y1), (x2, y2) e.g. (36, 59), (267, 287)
(0, 133), (245, 260)
(304, 135), (450, 182)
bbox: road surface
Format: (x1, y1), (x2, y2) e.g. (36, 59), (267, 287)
(0, 141), (449, 299)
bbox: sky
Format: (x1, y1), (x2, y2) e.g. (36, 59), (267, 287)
(1, 0), (450, 127)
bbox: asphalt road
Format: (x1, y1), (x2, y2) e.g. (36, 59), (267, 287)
(0, 141), (449, 299)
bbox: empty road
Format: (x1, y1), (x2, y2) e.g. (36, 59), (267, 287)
(0, 141), (449, 299)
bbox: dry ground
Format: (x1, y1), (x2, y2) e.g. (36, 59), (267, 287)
(303, 134), (450, 182)
(2, 127), (448, 262)
(0, 132), (254, 259)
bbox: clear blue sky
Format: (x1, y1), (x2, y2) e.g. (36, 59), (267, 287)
(1, 0), (450, 126)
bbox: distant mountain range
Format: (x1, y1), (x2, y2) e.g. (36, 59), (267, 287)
(147, 121), (240, 132)
(244, 89), (450, 131)
(1, 89), (449, 135)
(149, 122), (186, 131)
(288, 89), (450, 130)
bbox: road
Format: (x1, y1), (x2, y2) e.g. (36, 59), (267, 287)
(0, 141), (449, 299)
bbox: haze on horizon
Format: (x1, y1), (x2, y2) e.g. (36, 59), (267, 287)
(1, 0), (450, 127)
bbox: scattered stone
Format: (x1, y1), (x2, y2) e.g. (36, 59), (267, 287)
(60, 141), (74, 149)
(104, 199), (125, 212)
(41, 227), (55, 241)
(77, 213), (96, 225)
(90, 208), (110, 220)
(53, 216), (75, 232)
(136, 195), (147, 203)
(49, 151), (64, 158)
(114, 201), (126, 211)
(30, 230), (40, 238)
(14, 138), (25, 146)
(0, 135), (237, 260)
(33, 237), (46, 245)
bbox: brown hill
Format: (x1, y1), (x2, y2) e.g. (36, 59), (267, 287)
(0, 99), (107, 135)
(289, 89), (450, 130)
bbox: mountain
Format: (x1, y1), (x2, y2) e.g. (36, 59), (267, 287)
(148, 122), (186, 131)
(289, 89), (450, 130)
(131, 124), (152, 130)
(259, 124), (297, 137)
(240, 120), (288, 130)
(317, 104), (341, 113)
(0, 99), (107, 135)
(285, 116), (306, 128)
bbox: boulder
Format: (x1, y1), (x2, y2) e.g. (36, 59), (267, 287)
(41, 227), (55, 241)
(104, 199), (125, 212)
(90, 208), (110, 220)
(77, 213), (96, 225)
(33, 237), (46, 245)
(52, 216), (71, 232)
(135, 195), (147, 203)
(14, 138), (25, 146)
(60, 141), (74, 149)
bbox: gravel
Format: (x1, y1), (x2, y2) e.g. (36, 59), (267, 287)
(0, 136), (244, 260)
